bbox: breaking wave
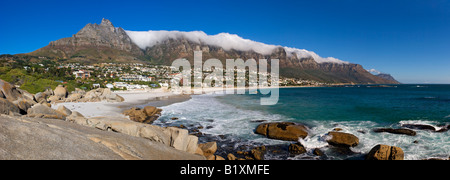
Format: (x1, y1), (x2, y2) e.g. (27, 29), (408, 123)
(156, 93), (450, 160)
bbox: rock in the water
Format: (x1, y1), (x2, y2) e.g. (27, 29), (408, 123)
(255, 122), (308, 141)
(313, 148), (325, 156)
(198, 142), (217, 157)
(373, 128), (416, 136)
(123, 106), (162, 124)
(289, 143), (306, 155)
(436, 125), (450, 133)
(251, 149), (265, 160)
(326, 132), (359, 147)
(401, 124), (436, 131)
(143, 106), (162, 122)
(250, 146), (266, 160)
(227, 153), (237, 160)
(401, 123), (450, 133)
(366, 144), (404, 160)
(123, 107), (147, 122)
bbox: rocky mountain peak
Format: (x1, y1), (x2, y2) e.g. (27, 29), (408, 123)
(75, 18), (118, 38)
(29, 19), (144, 62)
(100, 18), (114, 27)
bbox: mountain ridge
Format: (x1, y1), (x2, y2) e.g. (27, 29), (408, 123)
(24, 19), (399, 84)
(28, 18), (144, 63)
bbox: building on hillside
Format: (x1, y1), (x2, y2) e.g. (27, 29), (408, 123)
(113, 82), (128, 89)
(73, 70), (91, 79)
(120, 75), (154, 82)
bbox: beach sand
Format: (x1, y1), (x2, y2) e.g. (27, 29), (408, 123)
(53, 86), (282, 119)
(53, 89), (189, 118)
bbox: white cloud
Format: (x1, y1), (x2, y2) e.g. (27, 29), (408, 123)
(368, 69), (382, 75)
(125, 30), (349, 64)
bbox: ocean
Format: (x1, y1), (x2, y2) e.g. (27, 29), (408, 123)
(155, 85), (450, 160)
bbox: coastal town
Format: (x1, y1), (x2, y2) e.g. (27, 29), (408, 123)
(14, 61), (329, 92)
(60, 62), (171, 91)
(66, 63), (328, 90)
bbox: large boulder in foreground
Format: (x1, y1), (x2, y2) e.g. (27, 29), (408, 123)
(255, 122), (308, 141)
(366, 144), (404, 160)
(84, 116), (200, 154)
(326, 132), (359, 148)
(0, 79), (37, 113)
(0, 79), (22, 102)
(0, 98), (20, 115)
(0, 114), (204, 160)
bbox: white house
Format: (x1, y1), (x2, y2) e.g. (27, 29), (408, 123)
(105, 84), (114, 89)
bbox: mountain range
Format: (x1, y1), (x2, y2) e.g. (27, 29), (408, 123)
(20, 19), (399, 84)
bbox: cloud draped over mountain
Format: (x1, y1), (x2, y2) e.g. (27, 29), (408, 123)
(24, 18), (399, 84)
(368, 69), (382, 75)
(125, 30), (349, 64)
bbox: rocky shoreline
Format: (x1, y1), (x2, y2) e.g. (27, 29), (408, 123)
(0, 79), (207, 160)
(156, 117), (450, 160)
(1, 79), (448, 160)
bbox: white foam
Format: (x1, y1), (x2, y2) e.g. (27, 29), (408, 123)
(307, 120), (450, 160)
(158, 93), (286, 140)
(398, 120), (445, 131)
(158, 95), (450, 160)
(298, 136), (329, 150)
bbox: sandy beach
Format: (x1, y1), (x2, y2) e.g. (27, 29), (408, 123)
(53, 86), (304, 119)
(53, 89), (187, 118)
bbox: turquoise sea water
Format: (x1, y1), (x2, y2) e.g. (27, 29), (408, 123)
(220, 85), (450, 124)
(157, 85), (450, 160)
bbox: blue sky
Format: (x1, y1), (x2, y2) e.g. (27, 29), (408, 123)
(1, 0), (449, 83)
